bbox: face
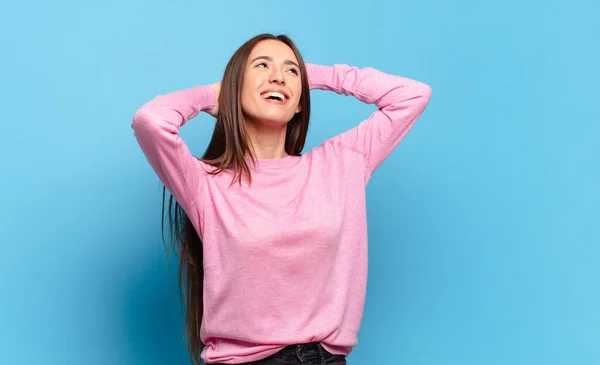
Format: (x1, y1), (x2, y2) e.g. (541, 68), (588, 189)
(241, 39), (303, 128)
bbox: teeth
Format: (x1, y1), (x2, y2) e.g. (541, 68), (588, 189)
(261, 91), (286, 102)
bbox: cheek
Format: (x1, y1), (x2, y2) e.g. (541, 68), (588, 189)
(291, 81), (302, 101)
(240, 81), (257, 109)
(241, 77), (263, 101)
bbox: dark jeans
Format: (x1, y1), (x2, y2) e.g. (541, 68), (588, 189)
(207, 342), (347, 365)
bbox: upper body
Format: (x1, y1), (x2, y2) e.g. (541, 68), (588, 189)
(132, 36), (431, 364)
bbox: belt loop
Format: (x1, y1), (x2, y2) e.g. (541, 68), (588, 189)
(317, 342), (325, 363)
(295, 344), (305, 360)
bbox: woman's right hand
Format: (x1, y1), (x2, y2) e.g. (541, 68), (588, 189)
(208, 81), (221, 117)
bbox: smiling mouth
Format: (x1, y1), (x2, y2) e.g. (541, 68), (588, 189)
(260, 91), (288, 103)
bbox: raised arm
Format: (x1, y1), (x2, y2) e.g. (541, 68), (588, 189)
(306, 63), (432, 181)
(131, 85), (217, 216)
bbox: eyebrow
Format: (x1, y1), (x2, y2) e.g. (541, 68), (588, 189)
(250, 56), (299, 69)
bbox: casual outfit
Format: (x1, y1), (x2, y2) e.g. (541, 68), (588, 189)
(132, 63), (431, 364)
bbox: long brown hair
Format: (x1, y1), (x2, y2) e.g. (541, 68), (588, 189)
(161, 33), (311, 364)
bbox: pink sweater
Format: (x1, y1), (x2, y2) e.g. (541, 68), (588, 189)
(132, 63), (431, 364)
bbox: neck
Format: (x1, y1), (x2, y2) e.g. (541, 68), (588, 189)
(245, 121), (288, 160)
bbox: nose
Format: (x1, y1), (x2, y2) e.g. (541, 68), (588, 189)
(269, 66), (285, 85)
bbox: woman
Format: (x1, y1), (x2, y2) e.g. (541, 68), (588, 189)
(132, 33), (431, 365)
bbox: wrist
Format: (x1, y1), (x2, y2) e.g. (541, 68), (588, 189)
(208, 82), (221, 117)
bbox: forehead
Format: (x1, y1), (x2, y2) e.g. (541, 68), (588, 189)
(248, 39), (298, 63)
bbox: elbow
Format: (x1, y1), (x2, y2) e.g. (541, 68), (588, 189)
(131, 93), (164, 131)
(131, 108), (160, 138)
(420, 83), (432, 102)
(131, 107), (156, 130)
(415, 83), (432, 109)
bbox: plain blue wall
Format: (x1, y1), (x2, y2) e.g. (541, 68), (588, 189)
(1, 0), (598, 364)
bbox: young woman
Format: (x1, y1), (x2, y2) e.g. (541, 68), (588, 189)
(132, 33), (432, 365)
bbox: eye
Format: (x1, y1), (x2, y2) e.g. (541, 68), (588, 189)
(256, 62), (268, 68)
(287, 68), (299, 75)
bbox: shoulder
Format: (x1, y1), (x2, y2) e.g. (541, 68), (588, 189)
(300, 137), (369, 181)
(307, 134), (368, 164)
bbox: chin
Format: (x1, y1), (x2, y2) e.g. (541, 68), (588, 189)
(256, 115), (292, 129)
(244, 111), (294, 129)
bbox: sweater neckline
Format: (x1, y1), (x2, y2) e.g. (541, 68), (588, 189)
(246, 155), (302, 171)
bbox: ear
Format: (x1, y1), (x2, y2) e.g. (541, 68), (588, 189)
(296, 103), (302, 113)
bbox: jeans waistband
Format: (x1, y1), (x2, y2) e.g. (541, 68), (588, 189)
(278, 342), (325, 359)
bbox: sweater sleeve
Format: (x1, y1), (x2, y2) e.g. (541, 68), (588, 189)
(131, 85), (216, 215)
(306, 63), (431, 182)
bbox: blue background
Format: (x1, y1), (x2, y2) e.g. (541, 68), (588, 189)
(1, 0), (598, 364)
